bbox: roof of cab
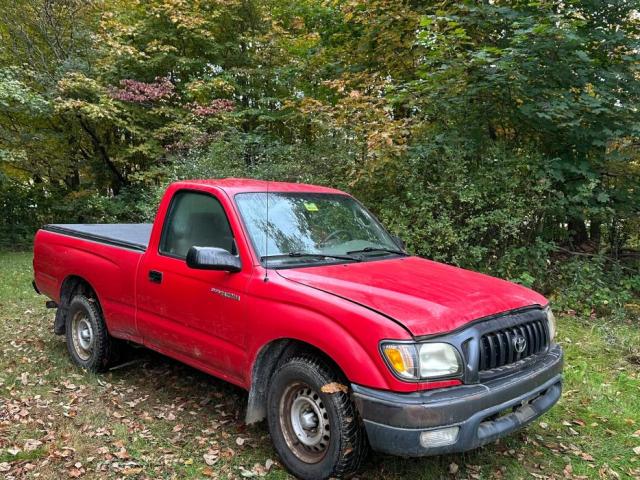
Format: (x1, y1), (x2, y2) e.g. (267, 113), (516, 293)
(173, 178), (348, 196)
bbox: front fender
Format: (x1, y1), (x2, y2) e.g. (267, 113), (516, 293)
(244, 275), (416, 393)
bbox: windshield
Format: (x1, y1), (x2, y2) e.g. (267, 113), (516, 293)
(235, 192), (402, 268)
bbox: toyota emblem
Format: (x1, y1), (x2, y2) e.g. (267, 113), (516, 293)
(513, 335), (527, 353)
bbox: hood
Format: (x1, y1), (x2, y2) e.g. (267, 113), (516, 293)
(277, 256), (547, 337)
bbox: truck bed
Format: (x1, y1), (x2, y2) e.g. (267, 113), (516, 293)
(43, 223), (153, 252)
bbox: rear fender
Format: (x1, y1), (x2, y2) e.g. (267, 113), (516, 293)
(34, 230), (141, 340)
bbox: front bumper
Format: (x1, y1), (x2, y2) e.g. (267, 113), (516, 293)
(352, 344), (563, 456)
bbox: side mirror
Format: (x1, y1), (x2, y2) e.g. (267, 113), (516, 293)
(186, 246), (242, 272)
(392, 235), (405, 250)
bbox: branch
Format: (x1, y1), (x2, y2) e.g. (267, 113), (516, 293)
(76, 115), (128, 187)
(553, 246), (639, 273)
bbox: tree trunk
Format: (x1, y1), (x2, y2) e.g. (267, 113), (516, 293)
(589, 219), (602, 247)
(65, 167), (80, 189)
(568, 217), (588, 246)
(77, 115), (128, 194)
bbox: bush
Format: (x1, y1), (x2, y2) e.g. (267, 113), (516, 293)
(549, 256), (640, 321)
(0, 173), (160, 249)
(371, 141), (554, 277)
(0, 174), (49, 249)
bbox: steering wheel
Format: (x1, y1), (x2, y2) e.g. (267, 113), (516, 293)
(319, 229), (353, 246)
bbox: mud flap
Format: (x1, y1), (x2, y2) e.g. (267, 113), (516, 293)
(54, 307), (67, 335)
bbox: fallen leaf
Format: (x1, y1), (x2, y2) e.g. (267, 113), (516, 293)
(320, 382), (348, 394)
(239, 466), (256, 477)
(221, 447), (235, 458)
(248, 461), (263, 473)
(0, 463), (10, 472)
(203, 453), (218, 466)
(564, 463), (573, 477)
(114, 447), (129, 460)
(633, 446), (640, 456)
(23, 439), (42, 451)
(56, 447), (75, 458)
(449, 462), (459, 474)
(580, 452), (594, 462)
(122, 467), (143, 476)
(68, 465), (84, 478)
(236, 437), (246, 446)
(599, 464), (620, 479)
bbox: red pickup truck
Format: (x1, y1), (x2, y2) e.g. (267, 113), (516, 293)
(33, 179), (563, 479)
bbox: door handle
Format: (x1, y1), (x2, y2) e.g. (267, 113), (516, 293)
(148, 270), (163, 283)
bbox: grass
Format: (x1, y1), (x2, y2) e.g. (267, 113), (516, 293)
(0, 250), (639, 479)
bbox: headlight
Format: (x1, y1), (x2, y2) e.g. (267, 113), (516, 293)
(381, 342), (462, 380)
(419, 343), (462, 378)
(545, 306), (556, 341)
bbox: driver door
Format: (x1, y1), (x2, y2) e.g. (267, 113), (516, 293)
(136, 190), (250, 383)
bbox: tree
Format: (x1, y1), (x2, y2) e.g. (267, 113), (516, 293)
(409, 0), (640, 247)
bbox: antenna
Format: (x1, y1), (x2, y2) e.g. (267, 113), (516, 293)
(264, 176), (270, 282)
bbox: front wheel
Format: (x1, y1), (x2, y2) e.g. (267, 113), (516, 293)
(267, 356), (368, 480)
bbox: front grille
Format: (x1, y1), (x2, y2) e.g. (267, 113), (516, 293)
(479, 319), (549, 371)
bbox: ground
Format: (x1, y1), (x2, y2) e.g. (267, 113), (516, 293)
(0, 251), (639, 480)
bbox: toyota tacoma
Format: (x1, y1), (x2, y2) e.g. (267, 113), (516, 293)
(33, 179), (563, 479)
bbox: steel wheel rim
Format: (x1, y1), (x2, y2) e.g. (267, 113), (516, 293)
(279, 382), (330, 463)
(71, 311), (94, 361)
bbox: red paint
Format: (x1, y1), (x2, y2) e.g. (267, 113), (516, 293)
(277, 256), (547, 337)
(33, 179), (549, 393)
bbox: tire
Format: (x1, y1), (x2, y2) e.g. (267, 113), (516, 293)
(267, 356), (368, 480)
(65, 294), (116, 372)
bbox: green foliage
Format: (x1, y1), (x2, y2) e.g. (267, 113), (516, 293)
(0, 174), (48, 248)
(550, 256), (640, 320)
(409, 0), (640, 241)
(0, 0), (638, 309)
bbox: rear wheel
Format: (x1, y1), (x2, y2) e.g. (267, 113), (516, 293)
(267, 356), (368, 479)
(65, 295), (116, 372)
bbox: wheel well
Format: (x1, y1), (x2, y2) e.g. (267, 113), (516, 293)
(54, 276), (98, 335)
(245, 339), (347, 424)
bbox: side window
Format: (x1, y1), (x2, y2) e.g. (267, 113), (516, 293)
(159, 191), (235, 258)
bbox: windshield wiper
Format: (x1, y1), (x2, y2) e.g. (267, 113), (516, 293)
(261, 251), (362, 262)
(346, 246), (408, 256)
